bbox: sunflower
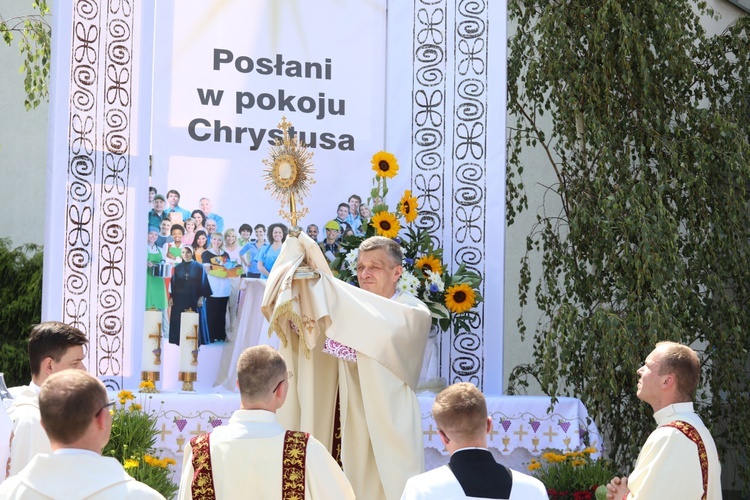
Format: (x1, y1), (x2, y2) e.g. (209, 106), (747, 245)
(399, 190), (418, 223)
(415, 255), (443, 276)
(371, 151), (399, 178)
(444, 283), (476, 314)
(371, 211), (401, 239)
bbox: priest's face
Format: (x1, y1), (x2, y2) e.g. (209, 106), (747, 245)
(636, 346), (668, 408)
(357, 249), (402, 299)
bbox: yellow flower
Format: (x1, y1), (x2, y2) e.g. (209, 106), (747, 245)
(118, 398), (127, 405)
(444, 283), (476, 314)
(118, 390), (135, 401)
(371, 151), (399, 178)
(129, 403), (142, 412)
(527, 460), (541, 471)
(582, 446), (597, 455)
(371, 211), (401, 239)
(415, 255), (443, 276)
(139, 380), (155, 389)
(144, 454), (157, 467)
(399, 190), (418, 223)
(542, 452), (566, 463)
(123, 459), (139, 469)
(571, 459), (587, 467)
(164, 457), (177, 467)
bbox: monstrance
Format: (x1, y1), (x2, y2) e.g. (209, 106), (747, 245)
(262, 116), (315, 236)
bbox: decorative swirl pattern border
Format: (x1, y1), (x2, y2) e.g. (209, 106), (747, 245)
(63, 0), (135, 390)
(450, 0), (487, 386)
(412, 0), (488, 387)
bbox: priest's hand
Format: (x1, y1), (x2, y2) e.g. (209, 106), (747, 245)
(606, 476), (629, 500)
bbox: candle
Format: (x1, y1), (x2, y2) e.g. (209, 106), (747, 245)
(141, 310), (162, 375)
(179, 311), (200, 374)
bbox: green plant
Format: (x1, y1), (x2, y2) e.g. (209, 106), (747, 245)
(0, 0), (51, 110)
(0, 238), (43, 387)
(102, 390), (178, 499)
(527, 448), (615, 500)
(506, 0), (750, 491)
(331, 152), (483, 333)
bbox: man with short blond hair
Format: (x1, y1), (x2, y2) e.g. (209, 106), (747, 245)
(178, 346), (354, 499)
(402, 383), (548, 499)
(6, 321), (88, 477)
(606, 341), (721, 500)
(0, 370), (163, 498)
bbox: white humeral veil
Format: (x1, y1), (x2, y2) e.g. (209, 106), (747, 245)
(261, 233), (432, 500)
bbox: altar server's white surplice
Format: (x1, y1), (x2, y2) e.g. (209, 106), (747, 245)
(401, 465), (549, 500)
(5, 385), (51, 477)
(0, 452), (164, 499)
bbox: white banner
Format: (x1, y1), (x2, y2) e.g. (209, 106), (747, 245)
(151, 0), (388, 229)
(44, 0), (506, 393)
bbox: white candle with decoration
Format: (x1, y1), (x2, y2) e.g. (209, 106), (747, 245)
(178, 310), (199, 390)
(141, 310), (162, 381)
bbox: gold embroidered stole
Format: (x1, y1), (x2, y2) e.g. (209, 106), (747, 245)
(282, 430), (310, 499)
(190, 433), (216, 500)
(663, 420), (708, 500)
(189, 428), (310, 499)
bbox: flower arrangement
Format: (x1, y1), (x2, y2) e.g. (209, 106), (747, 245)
(332, 151), (483, 333)
(527, 448), (613, 500)
(102, 388), (178, 499)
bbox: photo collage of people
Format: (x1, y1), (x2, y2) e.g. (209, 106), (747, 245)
(145, 187), (373, 347)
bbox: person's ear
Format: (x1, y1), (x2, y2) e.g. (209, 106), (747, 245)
(662, 373), (676, 391)
(486, 416), (493, 435)
(438, 429), (450, 447)
(275, 378), (289, 409)
(42, 357), (54, 375)
(393, 264), (403, 282)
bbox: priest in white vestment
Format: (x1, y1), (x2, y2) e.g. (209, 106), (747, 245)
(262, 234), (432, 500)
(178, 345), (354, 499)
(0, 370), (164, 499)
(606, 342), (721, 500)
(5, 321), (88, 477)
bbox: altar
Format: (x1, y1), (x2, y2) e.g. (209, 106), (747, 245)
(127, 390), (600, 482)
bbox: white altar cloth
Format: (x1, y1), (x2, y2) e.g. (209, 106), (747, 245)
(117, 390), (601, 483)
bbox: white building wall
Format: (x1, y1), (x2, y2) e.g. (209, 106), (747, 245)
(0, 0), (49, 246)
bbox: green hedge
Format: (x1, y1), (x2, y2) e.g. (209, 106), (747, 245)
(0, 238), (42, 387)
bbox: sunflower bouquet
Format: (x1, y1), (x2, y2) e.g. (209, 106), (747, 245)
(332, 151), (483, 334)
(102, 388), (178, 499)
